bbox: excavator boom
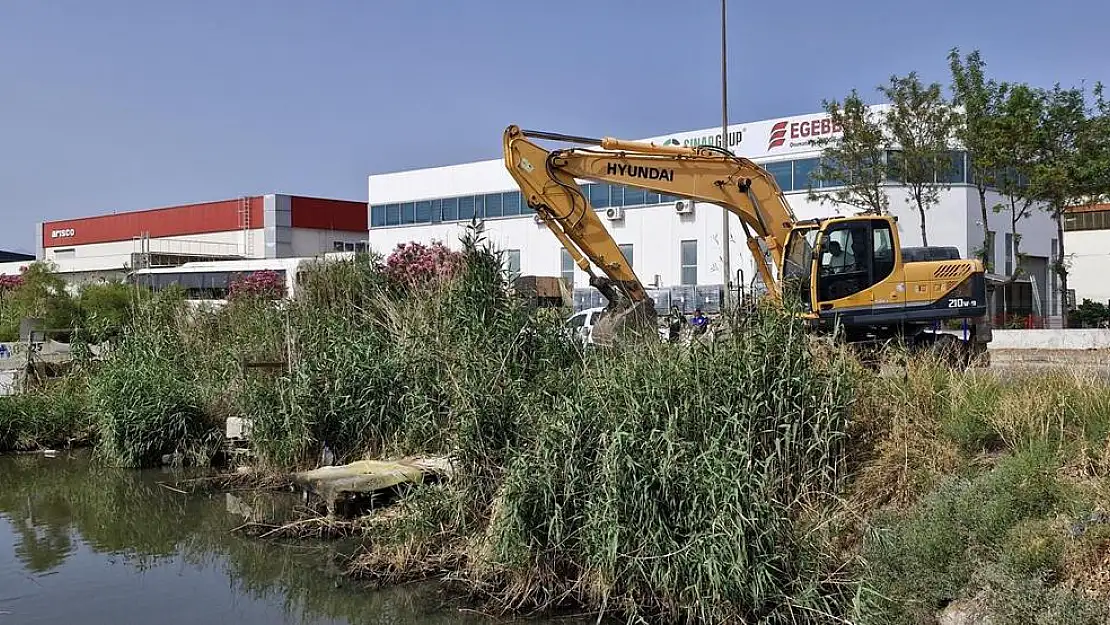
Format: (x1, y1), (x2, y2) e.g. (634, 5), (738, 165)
(503, 125), (803, 328)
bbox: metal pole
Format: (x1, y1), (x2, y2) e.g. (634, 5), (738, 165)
(720, 0), (732, 309)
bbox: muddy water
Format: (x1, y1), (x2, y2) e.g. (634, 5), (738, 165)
(0, 452), (575, 625)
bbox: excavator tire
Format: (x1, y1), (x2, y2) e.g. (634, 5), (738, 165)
(590, 299), (659, 348)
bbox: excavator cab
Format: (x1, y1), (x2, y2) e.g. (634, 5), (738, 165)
(782, 214), (989, 347)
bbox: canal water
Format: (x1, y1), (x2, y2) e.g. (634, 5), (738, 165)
(0, 452), (577, 625)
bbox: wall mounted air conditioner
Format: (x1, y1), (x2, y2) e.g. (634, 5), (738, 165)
(605, 206), (625, 221)
(675, 200), (694, 215)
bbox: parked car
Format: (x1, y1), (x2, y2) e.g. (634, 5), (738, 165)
(564, 307), (667, 345)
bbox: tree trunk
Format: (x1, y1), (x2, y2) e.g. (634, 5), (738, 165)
(1057, 210), (1068, 327)
(918, 197), (929, 247)
(978, 185), (990, 271)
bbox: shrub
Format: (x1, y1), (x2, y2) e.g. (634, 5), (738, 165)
(384, 240), (463, 289)
(471, 305), (857, 623)
(862, 446), (1066, 624)
(90, 292), (221, 467)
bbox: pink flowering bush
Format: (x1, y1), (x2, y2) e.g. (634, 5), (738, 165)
(228, 270), (286, 301)
(384, 241), (464, 289)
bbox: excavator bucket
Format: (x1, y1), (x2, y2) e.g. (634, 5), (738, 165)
(587, 276), (659, 347)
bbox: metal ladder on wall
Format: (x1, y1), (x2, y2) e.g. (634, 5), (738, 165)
(238, 196), (254, 258)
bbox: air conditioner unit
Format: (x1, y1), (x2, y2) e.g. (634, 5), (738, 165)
(605, 206), (625, 221)
(675, 200), (694, 215)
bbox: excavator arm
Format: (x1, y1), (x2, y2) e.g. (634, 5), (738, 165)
(503, 126), (799, 338)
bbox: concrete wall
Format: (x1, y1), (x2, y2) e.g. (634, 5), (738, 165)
(290, 228), (368, 256)
(989, 329), (1110, 350)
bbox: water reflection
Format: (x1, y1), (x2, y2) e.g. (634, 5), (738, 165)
(0, 452), (574, 625)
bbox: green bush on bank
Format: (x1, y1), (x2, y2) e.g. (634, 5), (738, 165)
(474, 308), (857, 623)
(0, 379), (92, 452)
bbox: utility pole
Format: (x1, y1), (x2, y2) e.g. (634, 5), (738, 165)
(720, 0), (732, 309)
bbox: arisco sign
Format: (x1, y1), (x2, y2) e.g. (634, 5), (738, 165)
(767, 117), (842, 151)
(50, 228), (76, 239)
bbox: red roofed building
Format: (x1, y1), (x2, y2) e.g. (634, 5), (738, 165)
(32, 194), (368, 283)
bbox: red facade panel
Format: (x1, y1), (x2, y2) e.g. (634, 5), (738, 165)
(43, 197), (264, 248)
(290, 196), (368, 232)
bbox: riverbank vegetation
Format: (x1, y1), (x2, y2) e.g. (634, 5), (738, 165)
(6, 224), (1110, 622)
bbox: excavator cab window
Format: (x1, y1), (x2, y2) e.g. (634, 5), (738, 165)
(816, 218), (897, 304)
(783, 227), (819, 308)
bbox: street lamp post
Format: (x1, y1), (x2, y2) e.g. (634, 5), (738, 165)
(720, 0), (732, 309)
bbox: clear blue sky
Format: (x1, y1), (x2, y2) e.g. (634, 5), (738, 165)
(1, 0), (1107, 252)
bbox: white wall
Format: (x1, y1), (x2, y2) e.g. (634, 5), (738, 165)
(1066, 229), (1110, 305)
(290, 228), (368, 256)
(42, 229), (266, 269)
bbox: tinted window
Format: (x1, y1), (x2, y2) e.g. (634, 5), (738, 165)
(416, 201), (432, 223)
(793, 158), (819, 190)
(486, 193), (503, 218)
(590, 184), (611, 208)
(503, 191), (521, 216)
(386, 204), (401, 226)
(623, 187), (646, 206)
(764, 161), (793, 191)
(458, 196), (475, 221)
(400, 202), (416, 224)
(371, 205), (387, 228)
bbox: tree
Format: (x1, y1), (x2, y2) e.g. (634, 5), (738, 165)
(992, 83), (1044, 283)
(807, 89), (890, 215)
(880, 72), (960, 246)
(948, 48), (1006, 270)
(1027, 84), (1108, 325)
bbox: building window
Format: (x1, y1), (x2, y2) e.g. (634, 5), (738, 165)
(371, 205), (387, 228)
(792, 158), (819, 190)
(619, 244), (634, 270)
(486, 193), (503, 218)
(764, 161), (792, 191)
(503, 191), (522, 216)
(333, 241), (346, 252)
(505, 249), (521, 278)
(681, 240), (697, 285)
(400, 202), (416, 224)
(416, 201), (432, 223)
(589, 184), (611, 208)
(985, 230), (996, 273)
(53, 248), (75, 259)
(1004, 232), (1014, 276)
(1064, 210), (1110, 232)
(560, 248), (575, 287)
(623, 187), (646, 206)
(355, 242), (369, 253)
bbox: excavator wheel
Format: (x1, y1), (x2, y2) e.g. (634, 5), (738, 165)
(589, 299), (659, 348)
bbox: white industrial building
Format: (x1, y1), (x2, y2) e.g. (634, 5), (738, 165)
(1064, 203), (1110, 308)
(368, 108), (1062, 322)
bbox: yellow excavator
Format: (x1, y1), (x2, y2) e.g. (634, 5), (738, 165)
(502, 125), (992, 357)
